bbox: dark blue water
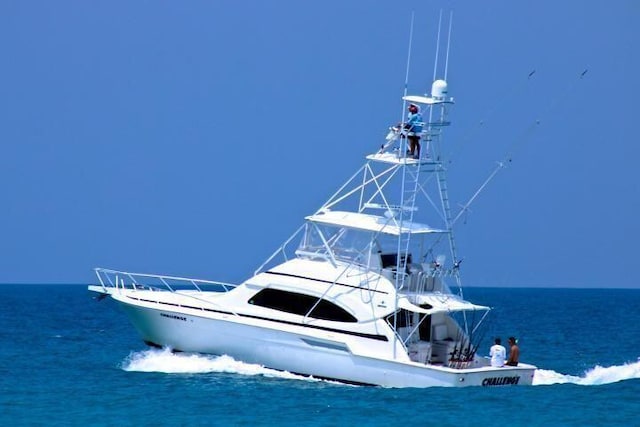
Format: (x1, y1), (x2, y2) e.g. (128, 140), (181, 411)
(1, 285), (638, 426)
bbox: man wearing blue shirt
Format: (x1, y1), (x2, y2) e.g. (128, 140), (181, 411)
(406, 103), (423, 159)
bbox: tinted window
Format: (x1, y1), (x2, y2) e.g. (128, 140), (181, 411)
(380, 253), (412, 268)
(248, 288), (357, 323)
(386, 309), (411, 328)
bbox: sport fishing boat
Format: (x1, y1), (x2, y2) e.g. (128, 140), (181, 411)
(89, 76), (536, 388)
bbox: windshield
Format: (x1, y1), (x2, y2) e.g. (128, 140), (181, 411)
(298, 223), (376, 265)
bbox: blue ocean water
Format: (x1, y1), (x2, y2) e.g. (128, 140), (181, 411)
(1, 285), (638, 426)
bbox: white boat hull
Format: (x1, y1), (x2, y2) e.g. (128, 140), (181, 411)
(111, 293), (535, 388)
(89, 64), (540, 389)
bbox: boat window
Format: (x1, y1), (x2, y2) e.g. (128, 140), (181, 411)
(418, 313), (432, 341)
(386, 309), (412, 328)
(297, 224), (373, 266)
(248, 288), (358, 323)
(387, 310), (432, 340)
(380, 253), (412, 269)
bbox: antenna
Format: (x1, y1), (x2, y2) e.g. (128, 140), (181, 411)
(432, 10), (443, 83)
(397, 12), (415, 157)
(403, 12), (415, 101)
(444, 11), (453, 81)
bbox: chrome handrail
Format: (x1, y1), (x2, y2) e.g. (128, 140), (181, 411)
(94, 267), (238, 293)
(93, 267), (241, 316)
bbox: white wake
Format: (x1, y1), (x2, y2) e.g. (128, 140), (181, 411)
(121, 348), (318, 383)
(533, 359), (640, 386)
(122, 349), (640, 387)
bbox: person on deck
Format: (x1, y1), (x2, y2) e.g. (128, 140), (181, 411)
(506, 336), (520, 366)
(489, 337), (506, 367)
(405, 103), (423, 159)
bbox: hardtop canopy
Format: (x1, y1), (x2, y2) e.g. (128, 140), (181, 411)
(305, 210), (446, 237)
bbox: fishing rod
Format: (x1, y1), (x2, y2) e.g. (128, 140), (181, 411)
(448, 311), (473, 369)
(449, 326), (464, 366)
(467, 318), (490, 366)
(454, 339), (467, 368)
(459, 309), (477, 367)
(463, 308), (490, 367)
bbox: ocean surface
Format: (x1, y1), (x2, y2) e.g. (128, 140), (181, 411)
(1, 285), (638, 426)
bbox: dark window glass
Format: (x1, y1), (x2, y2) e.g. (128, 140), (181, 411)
(248, 288), (357, 323)
(386, 309), (411, 328)
(380, 253), (412, 268)
(418, 313), (432, 341)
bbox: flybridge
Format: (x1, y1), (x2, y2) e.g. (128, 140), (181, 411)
(257, 73), (462, 285)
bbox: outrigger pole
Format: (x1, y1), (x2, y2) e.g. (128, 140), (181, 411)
(444, 10), (453, 81)
(432, 9), (443, 83)
(380, 13), (416, 156)
(400, 11), (415, 136)
(447, 70), (538, 164)
(452, 68), (590, 226)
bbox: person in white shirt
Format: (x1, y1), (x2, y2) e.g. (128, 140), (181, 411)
(490, 337), (506, 367)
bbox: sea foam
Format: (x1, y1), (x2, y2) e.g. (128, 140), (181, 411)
(121, 348), (317, 382)
(533, 359), (640, 386)
(122, 348), (640, 387)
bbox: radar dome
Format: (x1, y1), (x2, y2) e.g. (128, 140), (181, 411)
(432, 80), (448, 99)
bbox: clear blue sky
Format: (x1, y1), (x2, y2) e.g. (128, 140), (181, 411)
(0, 1), (637, 287)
